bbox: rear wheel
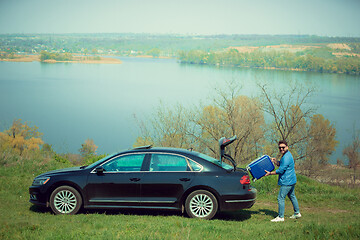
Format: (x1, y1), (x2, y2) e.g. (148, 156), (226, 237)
(50, 186), (82, 215)
(185, 190), (218, 220)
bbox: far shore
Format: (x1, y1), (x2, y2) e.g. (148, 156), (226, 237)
(0, 53), (315, 73)
(0, 54), (123, 64)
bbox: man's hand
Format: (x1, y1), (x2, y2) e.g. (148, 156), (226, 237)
(265, 170), (271, 177)
(271, 157), (279, 166)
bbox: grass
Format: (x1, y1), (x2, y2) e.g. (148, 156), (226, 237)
(1, 155), (360, 239)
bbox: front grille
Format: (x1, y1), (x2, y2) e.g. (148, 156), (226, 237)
(30, 194), (37, 200)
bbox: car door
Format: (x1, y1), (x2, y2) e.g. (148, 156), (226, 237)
(140, 153), (198, 208)
(85, 153), (146, 207)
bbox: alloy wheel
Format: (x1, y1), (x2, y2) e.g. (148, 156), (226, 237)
(189, 193), (214, 218)
(50, 186), (82, 215)
(54, 190), (77, 214)
(185, 190), (218, 219)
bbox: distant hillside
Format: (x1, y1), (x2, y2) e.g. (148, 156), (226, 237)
(2, 33), (359, 74)
(1, 33), (360, 56)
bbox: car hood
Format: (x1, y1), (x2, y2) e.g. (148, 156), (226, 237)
(36, 167), (83, 178)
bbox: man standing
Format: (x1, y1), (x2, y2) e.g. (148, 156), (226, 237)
(265, 140), (301, 222)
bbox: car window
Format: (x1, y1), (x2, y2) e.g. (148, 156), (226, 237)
(188, 159), (202, 172)
(149, 154), (189, 172)
(102, 154), (145, 172)
(86, 153), (117, 169)
(196, 152), (233, 170)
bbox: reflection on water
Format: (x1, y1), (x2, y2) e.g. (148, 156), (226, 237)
(0, 58), (359, 163)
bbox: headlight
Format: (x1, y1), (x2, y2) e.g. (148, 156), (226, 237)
(32, 177), (50, 186)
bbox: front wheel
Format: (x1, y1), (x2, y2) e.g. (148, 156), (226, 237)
(50, 186), (82, 215)
(185, 190), (218, 220)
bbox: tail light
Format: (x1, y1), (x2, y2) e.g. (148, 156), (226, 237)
(240, 175), (250, 184)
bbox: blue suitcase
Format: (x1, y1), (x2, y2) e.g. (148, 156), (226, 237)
(247, 155), (275, 181)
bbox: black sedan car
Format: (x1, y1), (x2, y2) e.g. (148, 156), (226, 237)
(29, 145), (256, 219)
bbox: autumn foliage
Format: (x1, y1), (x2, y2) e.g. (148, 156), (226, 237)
(79, 138), (98, 158)
(0, 119), (43, 157)
(343, 131), (360, 184)
(134, 83), (339, 170)
(134, 83), (266, 164)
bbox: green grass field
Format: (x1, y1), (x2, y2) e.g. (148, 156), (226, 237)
(1, 157), (359, 240)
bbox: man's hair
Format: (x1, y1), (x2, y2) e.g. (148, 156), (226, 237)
(278, 140), (288, 146)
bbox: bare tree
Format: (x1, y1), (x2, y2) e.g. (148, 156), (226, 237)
(259, 83), (315, 144)
(133, 102), (191, 148)
(258, 83), (316, 160)
(259, 83), (339, 176)
(343, 129), (360, 185)
(134, 81), (266, 165)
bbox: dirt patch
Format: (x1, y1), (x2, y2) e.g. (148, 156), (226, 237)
(327, 208), (348, 214)
(257, 201), (349, 215)
(299, 206), (348, 214)
(256, 200), (277, 207)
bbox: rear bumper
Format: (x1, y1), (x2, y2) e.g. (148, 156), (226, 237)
(220, 188), (257, 211)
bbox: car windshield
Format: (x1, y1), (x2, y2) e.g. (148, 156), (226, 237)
(196, 153), (233, 170)
(85, 153), (118, 169)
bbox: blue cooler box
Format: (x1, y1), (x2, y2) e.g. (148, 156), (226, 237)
(247, 155), (274, 181)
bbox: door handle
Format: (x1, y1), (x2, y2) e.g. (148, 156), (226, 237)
(130, 178), (141, 182)
(179, 178), (190, 182)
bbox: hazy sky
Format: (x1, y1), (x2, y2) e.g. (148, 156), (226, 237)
(0, 0), (359, 36)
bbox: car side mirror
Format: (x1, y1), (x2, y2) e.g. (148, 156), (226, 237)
(95, 166), (104, 175)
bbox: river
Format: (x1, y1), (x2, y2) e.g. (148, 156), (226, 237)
(0, 57), (359, 163)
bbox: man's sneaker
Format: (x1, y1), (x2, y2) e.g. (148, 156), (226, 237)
(289, 213), (302, 219)
(271, 216), (284, 222)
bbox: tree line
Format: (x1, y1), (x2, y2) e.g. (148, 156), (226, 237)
(178, 48), (360, 75)
(2, 33), (360, 58)
(0, 102), (358, 184)
(39, 51), (102, 62)
(0, 119), (103, 167)
(40, 50), (73, 62)
(134, 82), (359, 179)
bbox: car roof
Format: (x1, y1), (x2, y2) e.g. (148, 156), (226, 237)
(93, 146), (226, 172)
(125, 147), (198, 156)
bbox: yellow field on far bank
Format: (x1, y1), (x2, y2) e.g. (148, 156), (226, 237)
(229, 43), (360, 57)
(228, 44), (321, 53)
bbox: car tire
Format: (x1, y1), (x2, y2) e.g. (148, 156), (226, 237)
(185, 190), (218, 220)
(50, 186), (82, 215)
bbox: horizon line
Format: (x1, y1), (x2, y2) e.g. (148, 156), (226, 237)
(1, 32), (360, 38)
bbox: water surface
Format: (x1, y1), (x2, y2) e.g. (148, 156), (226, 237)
(0, 57), (359, 163)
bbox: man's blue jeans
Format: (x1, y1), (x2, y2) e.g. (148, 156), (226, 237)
(278, 184), (300, 218)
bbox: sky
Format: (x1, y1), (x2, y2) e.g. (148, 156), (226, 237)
(0, 0), (359, 37)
